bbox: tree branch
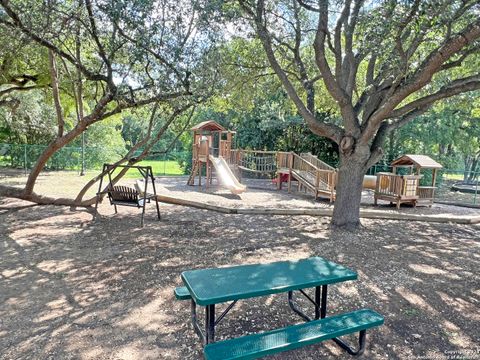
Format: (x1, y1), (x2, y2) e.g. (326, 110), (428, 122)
(362, 19), (480, 142)
(0, 0), (109, 83)
(388, 75), (480, 119)
(313, 0), (359, 135)
(48, 50), (65, 138)
(239, 0), (343, 143)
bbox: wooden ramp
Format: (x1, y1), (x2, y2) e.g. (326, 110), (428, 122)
(289, 153), (336, 202)
(229, 150), (338, 202)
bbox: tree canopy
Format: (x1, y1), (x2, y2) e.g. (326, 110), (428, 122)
(0, 0), (479, 229)
(236, 0), (480, 227)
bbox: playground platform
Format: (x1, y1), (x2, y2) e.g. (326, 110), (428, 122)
(154, 177), (480, 225)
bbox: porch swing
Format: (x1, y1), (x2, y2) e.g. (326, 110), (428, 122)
(94, 163), (161, 227)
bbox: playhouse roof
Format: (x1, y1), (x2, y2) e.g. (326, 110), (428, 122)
(190, 120), (225, 132)
(391, 154), (443, 169)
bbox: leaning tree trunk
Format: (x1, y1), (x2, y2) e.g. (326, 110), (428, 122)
(23, 131), (82, 197)
(21, 120), (88, 198)
(331, 144), (371, 229)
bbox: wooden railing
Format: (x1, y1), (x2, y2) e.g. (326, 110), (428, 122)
(292, 153), (318, 183)
(300, 152), (335, 171)
(229, 150), (277, 173)
(219, 140), (231, 160)
(276, 152), (291, 169)
(291, 153), (336, 198)
(375, 173), (420, 198)
(417, 186), (435, 200)
(193, 139), (210, 160)
(229, 149), (337, 200)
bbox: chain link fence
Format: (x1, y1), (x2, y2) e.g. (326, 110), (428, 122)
(0, 143), (190, 177)
(0, 143), (478, 206)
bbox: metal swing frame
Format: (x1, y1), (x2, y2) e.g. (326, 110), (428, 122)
(94, 163), (161, 227)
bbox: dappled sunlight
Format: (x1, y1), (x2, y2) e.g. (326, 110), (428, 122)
(409, 263), (448, 275)
(437, 291), (480, 321)
(1, 198), (478, 359)
(232, 244), (312, 264)
(79, 346), (105, 360)
(117, 289), (174, 333)
(34, 296), (74, 323)
(301, 230), (330, 240)
(36, 259), (76, 274)
(112, 344), (164, 360)
(442, 320), (474, 348)
(396, 287), (439, 315)
(1, 266), (30, 279)
(356, 271), (388, 302)
(336, 283), (360, 299)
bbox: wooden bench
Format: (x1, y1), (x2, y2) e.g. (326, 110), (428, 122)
(108, 185), (142, 207)
(204, 309), (384, 360)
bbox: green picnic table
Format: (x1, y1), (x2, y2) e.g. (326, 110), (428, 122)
(176, 257), (384, 359)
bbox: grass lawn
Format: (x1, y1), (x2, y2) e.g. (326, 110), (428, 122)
(136, 160), (184, 176)
(108, 159), (184, 178)
(0, 159), (184, 177)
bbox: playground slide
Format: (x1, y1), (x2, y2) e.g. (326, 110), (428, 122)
(209, 155), (246, 195)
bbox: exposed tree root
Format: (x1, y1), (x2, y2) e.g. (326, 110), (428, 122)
(0, 185), (95, 207)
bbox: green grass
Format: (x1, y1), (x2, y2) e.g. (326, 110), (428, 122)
(441, 172), (465, 181)
(0, 156), (185, 177)
(136, 160), (183, 176)
(113, 160), (184, 178)
(0, 155), (8, 166)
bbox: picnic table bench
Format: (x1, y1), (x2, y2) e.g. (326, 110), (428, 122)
(175, 257), (384, 359)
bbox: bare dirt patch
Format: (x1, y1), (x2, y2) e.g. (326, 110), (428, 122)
(1, 196), (479, 360)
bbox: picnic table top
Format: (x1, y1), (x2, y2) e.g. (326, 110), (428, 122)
(181, 257), (357, 306)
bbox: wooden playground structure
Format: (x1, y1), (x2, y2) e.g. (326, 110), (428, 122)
(187, 120), (443, 208)
(187, 120), (339, 201)
(374, 155), (443, 208)
(187, 121), (246, 194)
(229, 150), (338, 201)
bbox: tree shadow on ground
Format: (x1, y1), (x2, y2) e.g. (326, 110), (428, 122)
(0, 198), (478, 359)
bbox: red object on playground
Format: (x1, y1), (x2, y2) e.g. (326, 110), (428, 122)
(272, 173), (289, 184)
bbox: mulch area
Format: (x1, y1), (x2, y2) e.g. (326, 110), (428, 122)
(1, 196), (479, 360)
(156, 177), (480, 217)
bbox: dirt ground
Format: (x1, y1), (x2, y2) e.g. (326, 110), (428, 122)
(1, 191), (479, 360)
(155, 177), (480, 217)
(1, 169), (479, 215)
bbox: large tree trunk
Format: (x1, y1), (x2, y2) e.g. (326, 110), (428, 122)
(331, 144), (371, 229)
(23, 127), (85, 197)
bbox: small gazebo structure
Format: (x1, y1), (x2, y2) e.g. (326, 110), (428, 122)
(390, 155), (442, 206)
(374, 154), (443, 208)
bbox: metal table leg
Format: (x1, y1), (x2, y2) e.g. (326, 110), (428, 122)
(190, 300), (237, 345)
(190, 300), (206, 344)
(333, 330), (367, 355)
(319, 285), (367, 355)
(288, 285), (323, 322)
(320, 284), (327, 319)
(205, 304), (215, 344)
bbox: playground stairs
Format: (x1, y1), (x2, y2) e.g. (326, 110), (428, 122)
(228, 150), (337, 202)
(289, 153), (337, 202)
